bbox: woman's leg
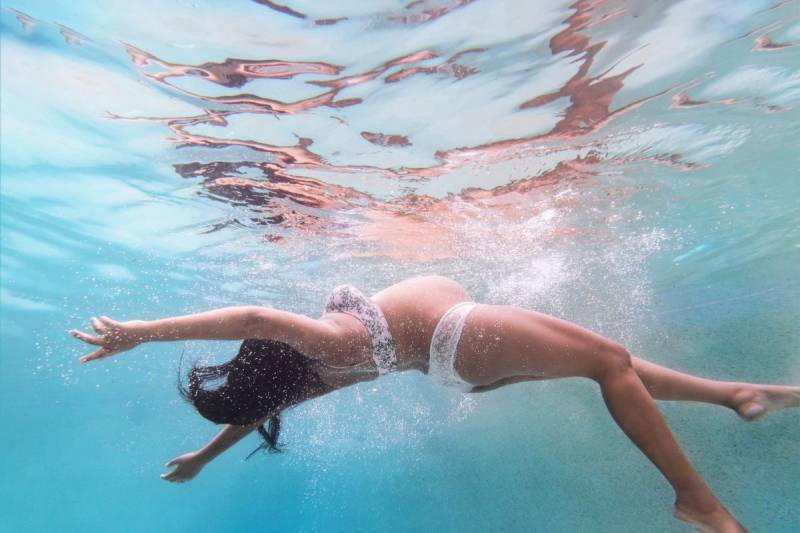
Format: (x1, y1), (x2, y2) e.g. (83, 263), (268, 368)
(631, 357), (733, 404)
(631, 357), (800, 420)
(632, 357), (800, 420)
(457, 305), (748, 532)
(472, 356), (800, 421)
(593, 359), (744, 531)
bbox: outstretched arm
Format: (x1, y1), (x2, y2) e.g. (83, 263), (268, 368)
(161, 419), (265, 483)
(70, 306), (341, 363)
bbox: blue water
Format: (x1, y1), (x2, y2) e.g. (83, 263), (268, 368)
(1, 1), (799, 531)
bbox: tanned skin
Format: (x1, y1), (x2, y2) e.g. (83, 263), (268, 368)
(71, 275), (800, 532)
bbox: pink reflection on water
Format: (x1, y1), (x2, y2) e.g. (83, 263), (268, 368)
(11, 9), (36, 32)
(389, 0), (477, 26)
(671, 92), (736, 109)
(124, 44), (343, 88)
(385, 48), (484, 83)
(361, 132), (412, 147)
(57, 25), (88, 47)
(753, 33), (799, 52)
(252, 0), (306, 20)
(108, 0), (700, 260)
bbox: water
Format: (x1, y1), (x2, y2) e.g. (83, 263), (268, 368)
(1, 1), (798, 531)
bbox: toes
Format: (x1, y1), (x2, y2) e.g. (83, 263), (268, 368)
(739, 401), (766, 421)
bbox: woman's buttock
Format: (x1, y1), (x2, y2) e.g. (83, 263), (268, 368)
(453, 304), (508, 386)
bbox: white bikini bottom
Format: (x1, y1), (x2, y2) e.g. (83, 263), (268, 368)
(428, 301), (479, 392)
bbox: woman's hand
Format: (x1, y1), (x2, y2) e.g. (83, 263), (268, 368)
(161, 451), (207, 483)
(69, 316), (143, 363)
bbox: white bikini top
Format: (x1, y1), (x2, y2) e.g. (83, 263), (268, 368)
(324, 284), (397, 374)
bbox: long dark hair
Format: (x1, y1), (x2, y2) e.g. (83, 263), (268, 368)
(178, 338), (330, 458)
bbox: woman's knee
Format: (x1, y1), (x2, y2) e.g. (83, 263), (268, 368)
(591, 340), (632, 381)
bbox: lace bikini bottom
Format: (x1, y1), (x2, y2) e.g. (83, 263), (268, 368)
(428, 301), (479, 392)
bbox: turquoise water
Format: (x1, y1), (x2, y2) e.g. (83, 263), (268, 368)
(1, 1), (798, 531)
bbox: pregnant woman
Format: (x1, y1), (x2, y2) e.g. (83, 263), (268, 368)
(70, 275), (799, 532)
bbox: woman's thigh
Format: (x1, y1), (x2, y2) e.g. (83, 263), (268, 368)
(455, 304), (624, 386)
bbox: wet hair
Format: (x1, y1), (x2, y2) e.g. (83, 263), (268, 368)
(178, 338), (330, 458)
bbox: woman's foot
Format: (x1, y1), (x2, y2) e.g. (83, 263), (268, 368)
(728, 384), (800, 421)
(673, 497), (747, 533)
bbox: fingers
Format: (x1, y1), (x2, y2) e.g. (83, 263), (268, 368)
(91, 317), (107, 334)
(70, 316), (119, 346)
(165, 458), (179, 468)
(69, 329), (104, 346)
(79, 347), (107, 364)
(71, 316), (125, 363)
(160, 470), (189, 483)
(79, 347), (119, 364)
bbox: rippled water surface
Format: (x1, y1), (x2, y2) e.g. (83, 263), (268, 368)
(1, 1), (799, 532)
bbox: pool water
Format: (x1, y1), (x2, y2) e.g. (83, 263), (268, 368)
(1, 1), (798, 531)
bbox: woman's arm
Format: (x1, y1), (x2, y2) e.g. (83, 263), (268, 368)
(70, 307), (342, 363)
(161, 420), (264, 483)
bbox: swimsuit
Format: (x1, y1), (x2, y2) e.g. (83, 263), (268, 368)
(428, 301), (478, 392)
(324, 284), (397, 374)
(324, 284), (477, 392)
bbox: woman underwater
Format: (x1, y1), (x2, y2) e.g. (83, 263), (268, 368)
(69, 275), (799, 533)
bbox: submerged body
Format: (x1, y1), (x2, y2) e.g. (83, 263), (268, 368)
(316, 275), (623, 390)
(70, 275), (800, 533)
(314, 275), (471, 378)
